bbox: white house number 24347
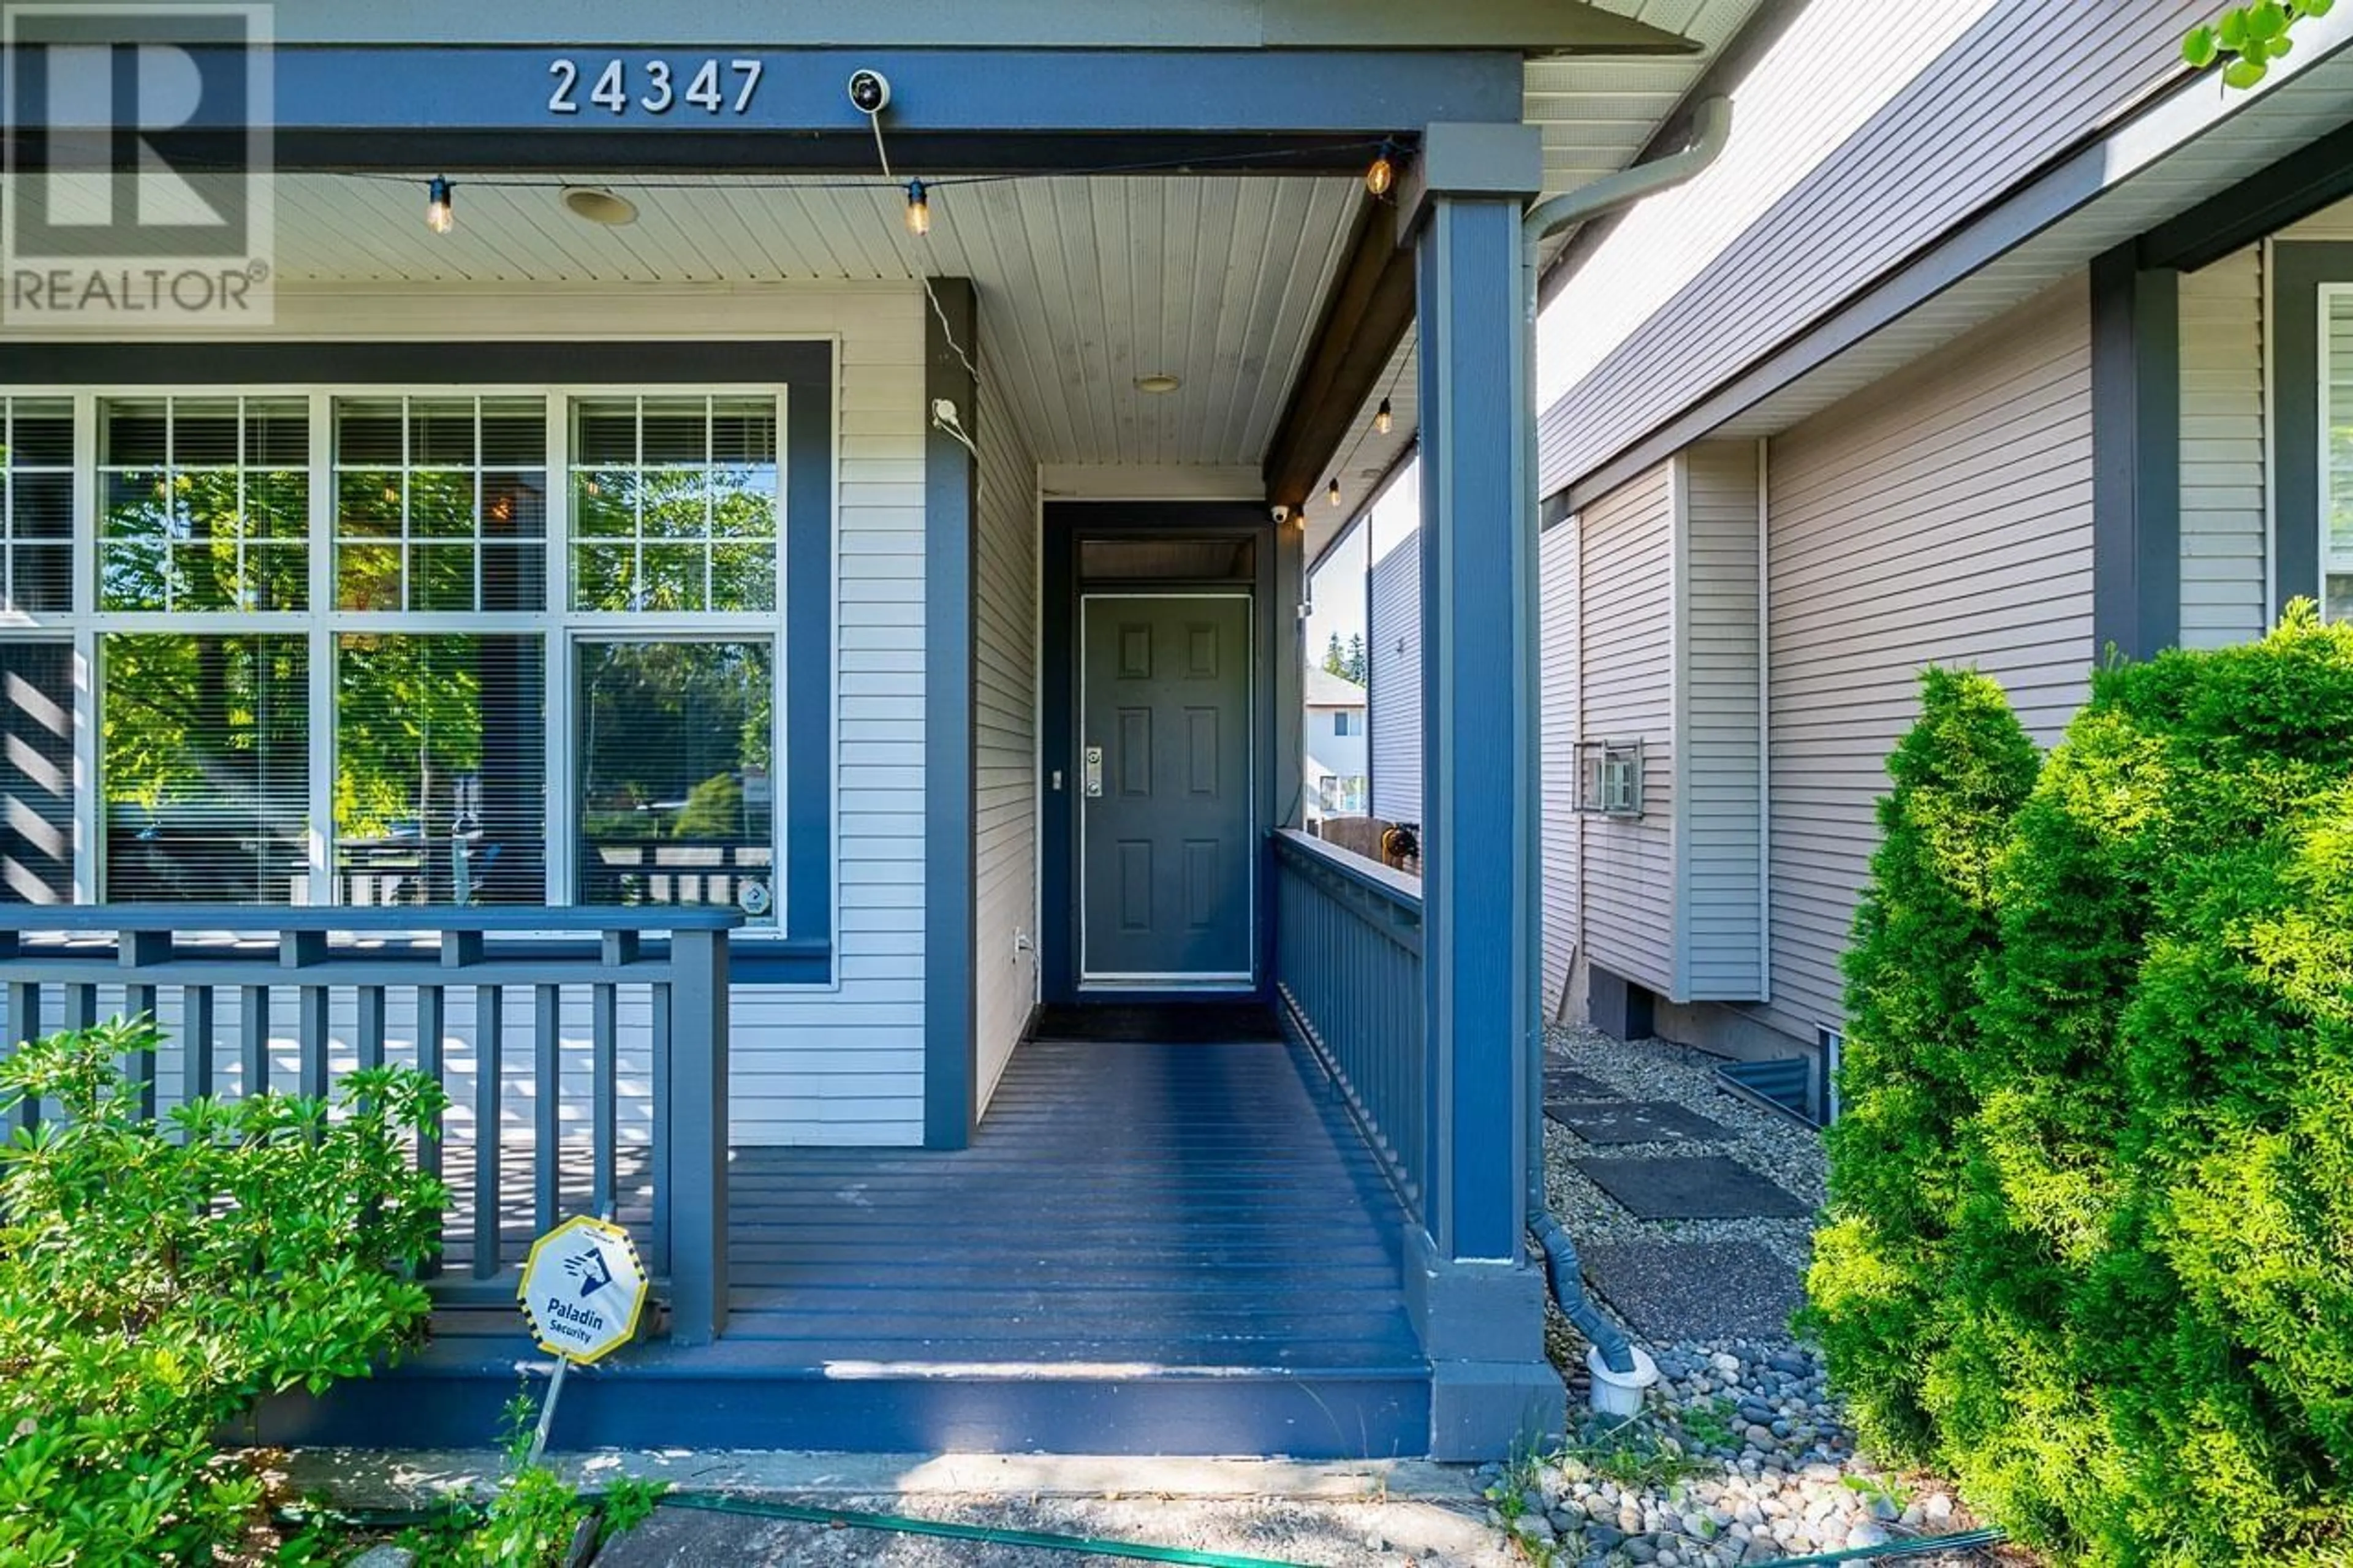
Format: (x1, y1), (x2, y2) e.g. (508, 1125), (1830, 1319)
(547, 58), (764, 116)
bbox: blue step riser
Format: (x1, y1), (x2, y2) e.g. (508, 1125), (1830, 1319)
(252, 1374), (1431, 1459)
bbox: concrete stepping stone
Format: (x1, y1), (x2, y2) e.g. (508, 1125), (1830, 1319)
(1570, 1154), (1811, 1220)
(1543, 1067), (1616, 1100)
(1580, 1240), (1806, 1340)
(1544, 1099), (1729, 1145)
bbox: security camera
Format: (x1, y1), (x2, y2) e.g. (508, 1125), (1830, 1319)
(1270, 504), (1292, 526)
(847, 70), (892, 115)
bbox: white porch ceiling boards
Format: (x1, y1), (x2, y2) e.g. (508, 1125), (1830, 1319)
(270, 172), (1362, 471)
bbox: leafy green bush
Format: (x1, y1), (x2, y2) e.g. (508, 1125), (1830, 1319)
(1806, 667), (2040, 1459)
(1808, 607), (2353, 1566)
(0, 1016), (447, 1563)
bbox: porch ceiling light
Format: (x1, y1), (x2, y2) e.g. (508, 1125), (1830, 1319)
(1374, 396), (1393, 436)
(425, 176), (453, 235)
(904, 179), (931, 238)
(561, 186), (638, 226)
(1134, 373), (1181, 395)
(1365, 140), (1399, 199)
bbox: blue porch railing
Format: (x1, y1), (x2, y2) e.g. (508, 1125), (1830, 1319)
(1271, 830), (1428, 1225)
(0, 907), (738, 1344)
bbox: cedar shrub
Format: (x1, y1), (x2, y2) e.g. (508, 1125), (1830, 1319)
(1806, 607), (2353, 1566)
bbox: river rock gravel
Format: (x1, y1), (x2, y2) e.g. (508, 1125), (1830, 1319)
(1515, 1027), (2019, 1568)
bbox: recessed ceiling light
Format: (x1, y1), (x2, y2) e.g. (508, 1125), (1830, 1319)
(561, 186), (638, 226)
(1134, 373), (1181, 395)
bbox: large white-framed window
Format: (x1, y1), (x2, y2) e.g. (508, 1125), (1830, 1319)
(2322, 288), (2353, 623)
(0, 384), (790, 925)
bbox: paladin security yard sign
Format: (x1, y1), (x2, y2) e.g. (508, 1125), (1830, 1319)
(518, 1214), (649, 1365)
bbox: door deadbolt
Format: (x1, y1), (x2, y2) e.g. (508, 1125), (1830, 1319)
(1084, 746), (1104, 798)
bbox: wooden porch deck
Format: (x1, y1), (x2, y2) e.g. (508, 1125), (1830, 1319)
(263, 1026), (1433, 1456)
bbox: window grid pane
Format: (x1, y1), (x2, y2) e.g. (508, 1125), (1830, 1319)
(1, 399), (73, 615)
(336, 634), (547, 907)
(97, 396), (310, 612)
(2328, 294), (2353, 623)
(576, 638), (775, 920)
(333, 395), (548, 612)
(100, 632), (310, 903)
(569, 396), (778, 612)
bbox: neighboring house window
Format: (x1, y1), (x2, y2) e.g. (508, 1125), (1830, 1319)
(2326, 292), (2353, 622)
(1317, 774), (1340, 814)
(1332, 710), (1357, 736)
(7, 385), (787, 922)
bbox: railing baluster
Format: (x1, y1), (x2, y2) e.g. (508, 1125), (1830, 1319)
(124, 983), (157, 1121)
(650, 979), (674, 1281)
(7, 982), (39, 1134)
(533, 983), (560, 1234)
(297, 986), (330, 1102)
(65, 983), (96, 1032)
(473, 985), (503, 1280)
(591, 981), (618, 1218)
(415, 984), (445, 1281)
(183, 985), (214, 1109)
(355, 986), (385, 1072)
(240, 985), (270, 1096)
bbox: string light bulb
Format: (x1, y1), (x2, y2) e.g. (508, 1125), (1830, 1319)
(1374, 397), (1393, 436)
(1327, 477), (1342, 509)
(1365, 142), (1398, 199)
(425, 176), (453, 235)
(904, 179), (931, 238)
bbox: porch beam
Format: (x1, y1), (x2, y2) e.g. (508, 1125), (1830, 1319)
(924, 277), (981, 1149)
(1264, 200), (1417, 513)
(1408, 120), (1561, 1459)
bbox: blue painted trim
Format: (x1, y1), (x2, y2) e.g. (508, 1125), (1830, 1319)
(782, 352), (838, 966)
(1038, 503), (1276, 1007)
(2090, 244), (2181, 660)
(144, 45), (1523, 137)
(2267, 242), (2351, 618)
(923, 279), (979, 1149)
(1414, 194), (1529, 1266)
(1, 339), (837, 972)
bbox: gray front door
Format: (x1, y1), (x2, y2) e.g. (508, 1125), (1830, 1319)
(1080, 593), (1254, 985)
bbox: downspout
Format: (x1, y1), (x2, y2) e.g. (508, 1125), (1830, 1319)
(1520, 96), (1733, 1383)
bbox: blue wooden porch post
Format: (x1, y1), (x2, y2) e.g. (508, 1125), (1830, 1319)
(1405, 121), (1563, 1458)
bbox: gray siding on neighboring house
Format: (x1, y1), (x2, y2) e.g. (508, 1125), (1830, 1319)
(1677, 442), (1765, 1001)
(1758, 276), (2096, 1040)
(1537, 0), (2208, 498)
(1578, 462), (1676, 997)
(1368, 535), (1423, 825)
(973, 366), (1040, 1116)
(1537, 513), (1580, 1020)
(2178, 246), (2270, 649)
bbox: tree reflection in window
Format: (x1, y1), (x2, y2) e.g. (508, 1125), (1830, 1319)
(99, 399), (308, 612)
(570, 396), (777, 613)
(100, 634), (309, 903)
(576, 640), (773, 917)
(336, 634), (546, 906)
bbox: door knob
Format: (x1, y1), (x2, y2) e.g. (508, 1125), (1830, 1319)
(1084, 746), (1104, 798)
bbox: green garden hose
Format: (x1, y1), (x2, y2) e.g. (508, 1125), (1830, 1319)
(1746, 1527), (2009, 1566)
(653, 1491), (1314, 1566)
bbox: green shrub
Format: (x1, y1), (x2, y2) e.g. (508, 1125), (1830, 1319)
(1806, 666), (2040, 1459)
(0, 1016), (447, 1563)
(1808, 606), (2353, 1566)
